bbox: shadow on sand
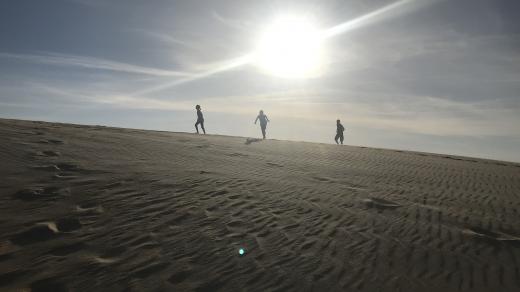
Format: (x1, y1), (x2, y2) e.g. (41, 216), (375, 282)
(245, 138), (262, 145)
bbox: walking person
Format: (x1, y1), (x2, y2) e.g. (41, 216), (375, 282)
(335, 119), (345, 145)
(195, 105), (205, 134)
(254, 110), (270, 139)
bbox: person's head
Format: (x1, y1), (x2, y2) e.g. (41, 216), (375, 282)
(196, 105), (201, 110)
(337, 119), (340, 124)
(259, 110), (264, 115)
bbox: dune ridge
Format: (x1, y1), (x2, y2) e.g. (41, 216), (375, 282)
(1, 118), (520, 291)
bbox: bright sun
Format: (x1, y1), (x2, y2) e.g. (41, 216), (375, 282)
(254, 16), (326, 79)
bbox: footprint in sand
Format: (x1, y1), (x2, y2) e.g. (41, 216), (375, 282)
(362, 197), (401, 210)
(266, 162), (283, 168)
(104, 181), (124, 189)
(462, 227), (520, 245)
(10, 217), (81, 246)
(92, 256), (118, 264)
(55, 163), (81, 171)
(48, 139), (64, 144)
(205, 205), (219, 213)
(300, 240), (317, 250)
(131, 262), (170, 279)
(37, 150), (61, 157)
(10, 224), (59, 245)
(245, 138), (262, 145)
(53, 173), (78, 179)
(32, 162), (81, 172)
(32, 165), (61, 171)
(37, 139), (64, 145)
(229, 152), (249, 157)
(75, 204), (104, 214)
(56, 217), (82, 232)
(12, 186), (66, 201)
(442, 155), (463, 161)
(312, 176), (331, 182)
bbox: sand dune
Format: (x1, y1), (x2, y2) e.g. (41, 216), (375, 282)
(1, 118), (520, 292)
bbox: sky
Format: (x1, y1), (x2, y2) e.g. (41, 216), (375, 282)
(1, 0), (519, 162)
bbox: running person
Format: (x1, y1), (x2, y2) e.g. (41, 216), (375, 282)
(195, 105), (205, 134)
(335, 119), (345, 145)
(254, 110), (269, 139)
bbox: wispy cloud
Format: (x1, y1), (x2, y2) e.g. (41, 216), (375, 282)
(0, 80), (191, 111)
(324, 0), (444, 38)
(0, 52), (193, 77)
(211, 11), (252, 32)
(132, 29), (195, 49)
(130, 53), (253, 96)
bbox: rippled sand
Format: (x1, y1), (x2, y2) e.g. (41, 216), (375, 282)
(1, 118), (520, 292)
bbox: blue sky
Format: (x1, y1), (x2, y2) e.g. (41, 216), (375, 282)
(1, 0), (519, 162)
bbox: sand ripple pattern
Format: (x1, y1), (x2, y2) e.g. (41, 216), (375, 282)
(1, 119), (520, 291)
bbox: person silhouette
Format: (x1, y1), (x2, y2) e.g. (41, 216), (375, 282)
(335, 119), (345, 145)
(195, 105), (205, 134)
(254, 110), (270, 139)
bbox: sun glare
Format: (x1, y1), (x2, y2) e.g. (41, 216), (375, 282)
(254, 16), (326, 79)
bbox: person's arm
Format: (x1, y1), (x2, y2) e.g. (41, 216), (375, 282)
(254, 115), (259, 124)
(266, 116), (270, 122)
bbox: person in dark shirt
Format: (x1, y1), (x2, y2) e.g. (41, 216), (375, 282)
(335, 119), (345, 145)
(254, 110), (269, 139)
(195, 105), (205, 134)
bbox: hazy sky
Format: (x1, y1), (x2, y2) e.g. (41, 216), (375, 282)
(1, 0), (519, 162)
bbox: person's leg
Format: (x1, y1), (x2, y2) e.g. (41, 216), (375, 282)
(334, 133), (339, 144)
(201, 121), (206, 134)
(195, 121), (200, 134)
(261, 125), (266, 139)
(340, 133), (344, 145)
